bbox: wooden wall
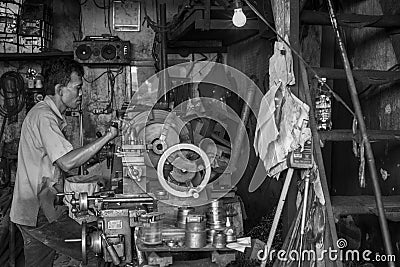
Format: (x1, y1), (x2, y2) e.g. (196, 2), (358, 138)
(329, 0), (400, 196)
(226, 36), (274, 228)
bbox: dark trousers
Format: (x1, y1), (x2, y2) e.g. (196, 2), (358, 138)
(17, 209), (98, 267)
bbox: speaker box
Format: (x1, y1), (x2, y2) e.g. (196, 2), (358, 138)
(73, 38), (131, 65)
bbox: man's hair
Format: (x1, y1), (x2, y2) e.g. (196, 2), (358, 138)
(43, 58), (84, 95)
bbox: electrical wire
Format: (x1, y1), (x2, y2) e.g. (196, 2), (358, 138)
(0, 71), (25, 118)
(243, 0), (355, 117)
(86, 67), (124, 114)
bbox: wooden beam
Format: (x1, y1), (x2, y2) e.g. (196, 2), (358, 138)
(0, 51), (73, 61)
(378, 0), (400, 62)
(168, 40), (223, 48)
(167, 46), (227, 55)
(318, 129), (400, 142)
(311, 67), (400, 85)
(301, 10), (400, 28)
(195, 19), (259, 30)
(332, 195), (400, 219)
(168, 10), (202, 41)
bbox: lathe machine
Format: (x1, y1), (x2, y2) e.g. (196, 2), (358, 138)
(62, 107), (245, 266)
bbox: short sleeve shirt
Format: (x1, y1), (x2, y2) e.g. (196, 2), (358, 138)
(10, 96), (73, 227)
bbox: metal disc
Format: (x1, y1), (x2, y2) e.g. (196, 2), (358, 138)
(81, 221), (87, 265)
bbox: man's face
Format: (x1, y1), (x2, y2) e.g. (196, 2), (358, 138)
(61, 71), (83, 109)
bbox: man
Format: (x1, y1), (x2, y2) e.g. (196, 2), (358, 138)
(10, 58), (119, 266)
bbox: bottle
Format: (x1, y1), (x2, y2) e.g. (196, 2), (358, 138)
(315, 78), (332, 131)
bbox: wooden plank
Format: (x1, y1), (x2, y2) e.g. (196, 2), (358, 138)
(319, 129), (400, 142)
(168, 40), (223, 48)
(0, 51), (73, 61)
(197, 19), (259, 30)
(301, 10), (400, 28)
(378, 0), (400, 61)
(168, 10), (203, 41)
(311, 67), (400, 85)
(167, 46), (227, 55)
(331, 195), (400, 220)
(300, 62), (343, 267)
(167, 40), (227, 55)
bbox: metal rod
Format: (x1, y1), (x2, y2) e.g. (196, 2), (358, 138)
(79, 104), (84, 175)
(298, 173), (310, 267)
(260, 168), (294, 267)
(91, 197), (154, 203)
(64, 238), (82, 243)
(159, 3), (169, 105)
(326, 1), (395, 265)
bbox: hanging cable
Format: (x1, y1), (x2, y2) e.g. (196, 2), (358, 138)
(0, 71), (25, 118)
(243, 0), (355, 117)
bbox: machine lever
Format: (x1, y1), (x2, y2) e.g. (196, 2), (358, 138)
(100, 232), (121, 265)
(64, 238), (82, 243)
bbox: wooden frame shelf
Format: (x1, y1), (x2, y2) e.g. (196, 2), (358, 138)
(319, 129), (400, 142)
(0, 51), (73, 61)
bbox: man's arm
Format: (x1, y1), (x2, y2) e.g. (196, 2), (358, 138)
(56, 128), (117, 172)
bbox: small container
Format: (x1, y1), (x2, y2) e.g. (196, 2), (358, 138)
(213, 232), (226, 248)
(139, 212), (163, 245)
(185, 214), (206, 248)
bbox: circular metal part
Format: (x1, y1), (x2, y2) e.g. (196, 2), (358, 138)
(152, 139), (167, 155)
(81, 221), (87, 265)
(185, 230), (206, 248)
(124, 110), (189, 168)
(206, 201), (227, 230)
(176, 207), (194, 228)
(79, 192), (88, 213)
(207, 229), (218, 244)
(89, 231), (102, 254)
(157, 144), (211, 198)
(128, 166), (142, 181)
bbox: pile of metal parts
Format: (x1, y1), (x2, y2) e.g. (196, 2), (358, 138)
(63, 108), (241, 266)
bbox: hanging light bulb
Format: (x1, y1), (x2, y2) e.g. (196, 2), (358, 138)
(232, 0), (246, 27)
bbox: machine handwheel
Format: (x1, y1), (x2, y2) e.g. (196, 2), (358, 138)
(157, 143), (211, 198)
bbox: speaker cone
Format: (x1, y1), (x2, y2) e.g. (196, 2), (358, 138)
(75, 44), (92, 60)
(101, 44), (116, 60)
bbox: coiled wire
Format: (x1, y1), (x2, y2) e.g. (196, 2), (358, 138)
(0, 71), (25, 118)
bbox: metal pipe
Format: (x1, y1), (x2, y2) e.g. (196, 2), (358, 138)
(326, 1), (395, 264)
(159, 3), (169, 105)
(260, 168), (294, 267)
(91, 197), (154, 203)
(79, 104), (84, 175)
(298, 173), (310, 267)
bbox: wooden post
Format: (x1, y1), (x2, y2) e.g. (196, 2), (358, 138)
(270, 0), (300, 238)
